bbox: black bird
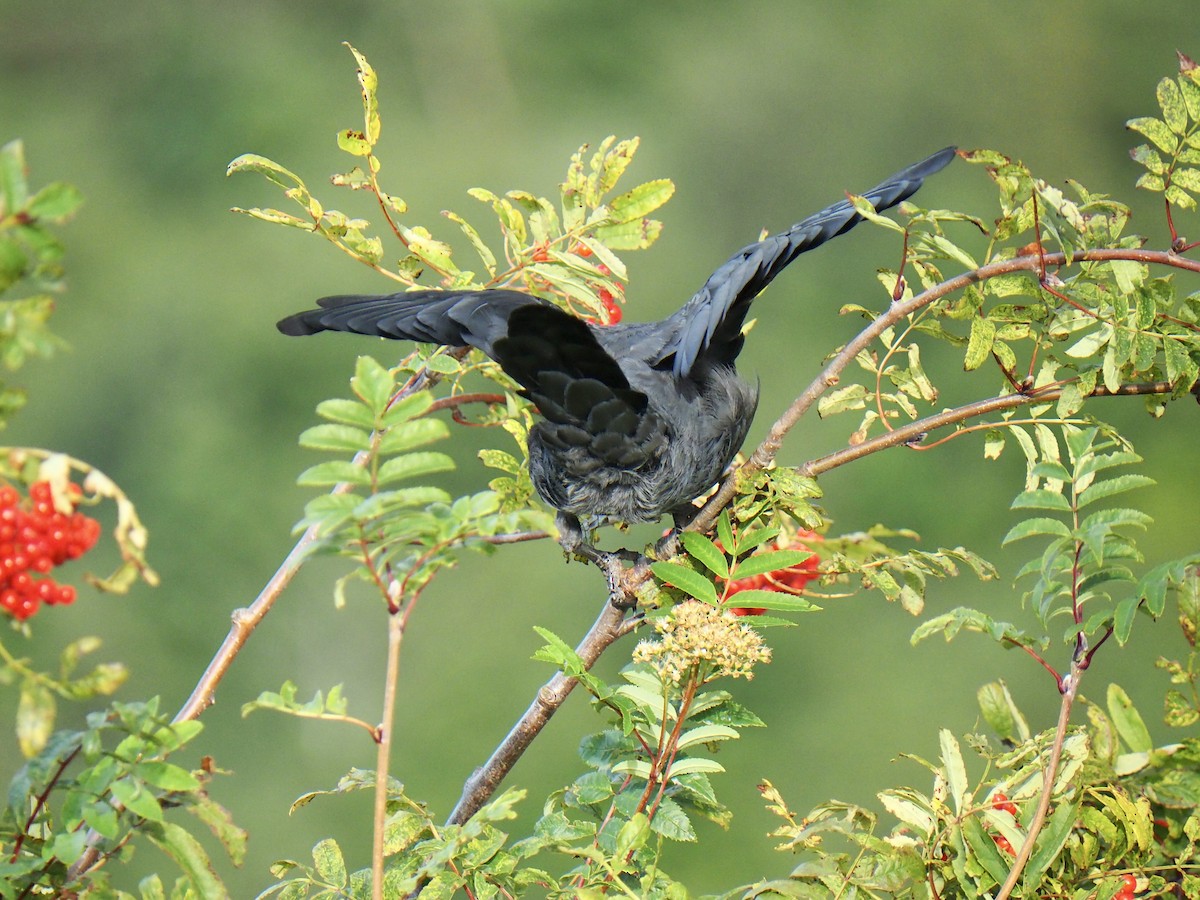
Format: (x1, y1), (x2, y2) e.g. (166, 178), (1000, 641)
(279, 148), (955, 549)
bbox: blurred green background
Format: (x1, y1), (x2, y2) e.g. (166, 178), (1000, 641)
(3, 1), (1199, 894)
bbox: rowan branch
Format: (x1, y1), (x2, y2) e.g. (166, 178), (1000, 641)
(690, 247), (1200, 533)
(446, 596), (632, 825)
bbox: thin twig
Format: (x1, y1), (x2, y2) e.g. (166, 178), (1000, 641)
(801, 380), (1176, 478)
(994, 663), (1081, 900)
(373, 610), (406, 900)
(172, 520), (329, 723)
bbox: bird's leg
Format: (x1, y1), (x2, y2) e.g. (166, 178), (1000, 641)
(653, 504), (700, 559)
(554, 510), (589, 558)
(555, 512), (641, 604)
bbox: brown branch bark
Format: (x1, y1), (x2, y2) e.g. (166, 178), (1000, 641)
(446, 598), (633, 825)
(994, 662), (1082, 900)
(802, 380), (1178, 478)
(689, 248), (1200, 533)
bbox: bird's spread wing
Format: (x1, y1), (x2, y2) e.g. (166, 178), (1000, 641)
(658, 146), (957, 376)
(278, 291), (666, 469)
(276, 289), (536, 358)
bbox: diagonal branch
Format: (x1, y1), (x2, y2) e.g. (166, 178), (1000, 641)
(446, 597), (634, 825)
(689, 247), (1200, 534)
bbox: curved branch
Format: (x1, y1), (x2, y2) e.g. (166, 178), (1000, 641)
(802, 380), (1178, 478)
(995, 662), (1082, 900)
(446, 597), (630, 825)
(688, 248), (1200, 533)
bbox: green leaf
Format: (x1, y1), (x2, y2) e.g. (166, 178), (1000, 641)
(1010, 489), (1070, 511)
(817, 383), (868, 416)
(593, 218), (662, 250)
(190, 793), (249, 866)
(0, 139), (29, 209)
(647, 796), (696, 842)
(375, 451), (455, 486)
(299, 423), (371, 452)
(729, 549), (817, 580)
(1023, 801), (1077, 887)
(607, 178), (674, 223)
(680, 531), (729, 578)
(344, 43), (381, 145)
(1076, 474), (1155, 508)
(961, 812), (1010, 885)
(111, 776), (164, 822)
(380, 389), (435, 427)
(1002, 517), (1071, 545)
(666, 758), (726, 778)
(1126, 116), (1178, 154)
(16, 680), (55, 758)
(877, 789), (934, 835)
(312, 837), (347, 887)
(939, 729), (967, 813)
(25, 182), (83, 223)
(0, 238), (26, 291)
(651, 561), (719, 604)
(315, 399), (372, 430)
(297, 460), (370, 487)
(1113, 596), (1140, 645)
(1159, 76), (1189, 134)
(1107, 684), (1152, 752)
(144, 821), (227, 899)
(351, 355), (396, 413)
(964, 316), (995, 370)
(443, 209), (497, 276)
(977, 680), (1030, 743)
(377, 418), (450, 455)
(134, 761), (201, 792)
(719, 589), (817, 613)
(615, 813), (651, 859)
(675, 724), (739, 750)
(337, 128), (373, 157)
(226, 153), (305, 189)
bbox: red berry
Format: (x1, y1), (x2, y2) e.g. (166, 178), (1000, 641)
(991, 834), (1014, 855)
(10, 594), (38, 621)
(991, 791), (1019, 816)
(55, 584), (76, 605)
(1114, 873), (1137, 897)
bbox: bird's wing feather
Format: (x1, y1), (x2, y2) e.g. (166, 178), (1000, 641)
(278, 290), (666, 467)
(659, 146), (957, 375)
(276, 289), (538, 357)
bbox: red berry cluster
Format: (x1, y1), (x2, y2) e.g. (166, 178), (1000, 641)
(594, 287), (623, 325)
(0, 481), (100, 622)
(723, 531), (821, 616)
(987, 791), (1019, 855)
